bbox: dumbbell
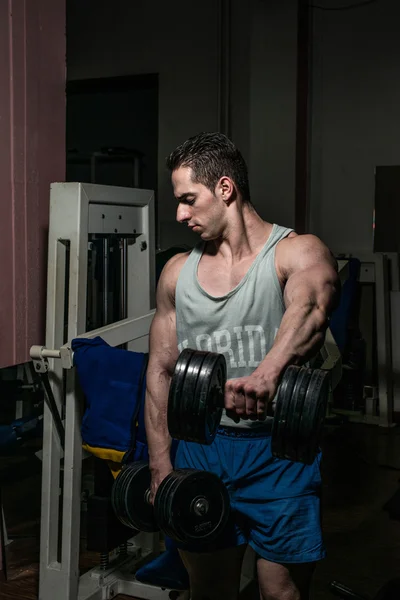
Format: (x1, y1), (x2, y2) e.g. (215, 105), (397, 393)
(167, 348), (331, 464)
(111, 461), (230, 544)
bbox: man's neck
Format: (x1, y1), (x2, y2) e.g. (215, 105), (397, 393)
(210, 205), (273, 262)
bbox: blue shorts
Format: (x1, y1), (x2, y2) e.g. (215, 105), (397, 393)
(174, 426), (326, 564)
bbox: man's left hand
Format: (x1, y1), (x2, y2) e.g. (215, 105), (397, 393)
(224, 372), (279, 422)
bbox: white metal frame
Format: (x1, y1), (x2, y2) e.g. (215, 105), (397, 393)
(33, 182), (255, 600)
(35, 183), (176, 600)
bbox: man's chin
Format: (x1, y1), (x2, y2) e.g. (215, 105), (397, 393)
(200, 231), (218, 241)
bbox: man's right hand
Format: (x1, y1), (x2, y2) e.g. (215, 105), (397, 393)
(149, 462), (173, 504)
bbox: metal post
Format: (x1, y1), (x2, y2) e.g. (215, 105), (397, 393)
(120, 239), (128, 320)
(39, 238), (67, 597)
(382, 254), (394, 426)
(103, 238), (109, 325)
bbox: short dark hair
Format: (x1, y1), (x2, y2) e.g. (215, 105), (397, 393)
(166, 132), (251, 203)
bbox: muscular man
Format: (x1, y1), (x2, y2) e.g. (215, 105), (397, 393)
(145, 132), (340, 600)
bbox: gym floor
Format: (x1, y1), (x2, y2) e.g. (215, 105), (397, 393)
(1, 421), (400, 600)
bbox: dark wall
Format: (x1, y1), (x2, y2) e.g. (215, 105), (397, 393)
(66, 76), (158, 193)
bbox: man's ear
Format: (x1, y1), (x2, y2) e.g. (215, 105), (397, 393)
(217, 176), (235, 205)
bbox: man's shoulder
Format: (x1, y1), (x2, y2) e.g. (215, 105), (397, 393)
(164, 250), (192, 275)
(276, 233), (337, 279)
(157, 250), (192, 297)
(279, 232), (325, 252)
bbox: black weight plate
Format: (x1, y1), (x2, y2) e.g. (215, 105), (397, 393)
(297, 369), (330, 465)
(297, 369), (329, 464)
(184, 352), (210, 443)
(165, 471), (193, 541)
(178, 351), (209, 442)
(168, 348), (196, 441)
(155, 470), (181, 541)
(112, 465), (129, 527)
(282, 367), (313, 462)
(307, 370), (330, 462)
(119, 468), (134, 528)
(164, 471), (190, 542)
(172, 469), (230, 544)
(123, 461), (159, 532)
(271, 366), (301, 460)
(121, 463), (145, 529)
(154, 470), (183, 541)
(155, 469), (230, 544)
(112, 465), (137, 529)
(194, 352), (227, 445)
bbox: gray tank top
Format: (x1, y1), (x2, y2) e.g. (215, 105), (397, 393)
(175, 223), (293, 429)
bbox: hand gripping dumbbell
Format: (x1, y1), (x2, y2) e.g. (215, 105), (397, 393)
(111, 461), (230, 544)
(167, 348), (331, 465)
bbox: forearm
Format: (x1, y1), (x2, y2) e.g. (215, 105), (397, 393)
(144, 367), (172, 471)
(258, 302), (328, 379)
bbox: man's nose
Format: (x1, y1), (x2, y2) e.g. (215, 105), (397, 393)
(176, 204), (190, 223)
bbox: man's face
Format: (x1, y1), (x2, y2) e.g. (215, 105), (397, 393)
(172, 166), (226, 241)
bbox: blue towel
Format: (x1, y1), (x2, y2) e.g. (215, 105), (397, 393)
(72, 336), (147, 457)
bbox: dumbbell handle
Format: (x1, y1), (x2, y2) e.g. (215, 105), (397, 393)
(330, 581), (369, 600)
(213, 365), (327, 409)
(144, 484), (209, 517)
(211, 384), (225, 408)
(210, 366), (296, 407)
